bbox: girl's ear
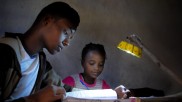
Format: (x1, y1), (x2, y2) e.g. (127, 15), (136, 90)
(81, 59), (86, 70)
(81, 59), (84, 66)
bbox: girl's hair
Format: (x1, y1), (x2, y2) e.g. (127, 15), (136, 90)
(81, 43), (106, 64)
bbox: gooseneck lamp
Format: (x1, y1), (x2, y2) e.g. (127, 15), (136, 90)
(117, 34), (182, 86)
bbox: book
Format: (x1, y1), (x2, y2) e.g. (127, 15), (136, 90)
(63, 89), (140, 102)
(65, 89), (117, 100)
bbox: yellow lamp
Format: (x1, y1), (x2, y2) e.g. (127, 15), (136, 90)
(117, 41), (142, 58)
(117, 34), (182, 86)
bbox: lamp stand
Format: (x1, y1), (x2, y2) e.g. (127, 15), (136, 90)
(128, 34), (182, 86)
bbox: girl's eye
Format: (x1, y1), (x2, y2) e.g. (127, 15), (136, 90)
(89, 61), (95, 65)
(99, 64), (104, 67)
(89, 62), (95, 65)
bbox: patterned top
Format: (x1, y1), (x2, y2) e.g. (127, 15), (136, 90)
(62, 73), (110, 90)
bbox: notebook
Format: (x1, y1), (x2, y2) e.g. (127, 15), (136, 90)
(65, 89), (117, 100)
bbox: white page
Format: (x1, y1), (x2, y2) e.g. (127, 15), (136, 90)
(66, 89), (117, 100)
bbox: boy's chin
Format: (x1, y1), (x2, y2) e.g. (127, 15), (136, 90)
(48, 49), (60, 55)
(49, 46), (64, 54)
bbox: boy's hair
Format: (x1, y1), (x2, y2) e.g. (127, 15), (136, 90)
(81, 43), (106, 64)
(33, 2), (80, 30)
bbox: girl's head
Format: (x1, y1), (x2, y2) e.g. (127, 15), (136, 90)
(81, 43), (106, 79)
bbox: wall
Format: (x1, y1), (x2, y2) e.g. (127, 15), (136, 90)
(0, 0), (182, 95)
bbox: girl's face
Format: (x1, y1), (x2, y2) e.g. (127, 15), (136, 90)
(82, 51), (105, 79)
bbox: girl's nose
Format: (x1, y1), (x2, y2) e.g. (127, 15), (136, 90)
(93, 65), (99, 71)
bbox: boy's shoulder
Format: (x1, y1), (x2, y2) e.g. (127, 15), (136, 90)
(0, 36), (21, 62)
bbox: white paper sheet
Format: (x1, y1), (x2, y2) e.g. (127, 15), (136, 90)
(66, 89), (117, 100)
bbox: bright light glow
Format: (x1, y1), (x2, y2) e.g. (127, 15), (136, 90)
(117, 41), (142, 58)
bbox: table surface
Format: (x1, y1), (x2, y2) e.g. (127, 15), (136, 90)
(63, 96), (182, 102)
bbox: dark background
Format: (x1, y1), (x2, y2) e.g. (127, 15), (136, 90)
(0, 0), (182, 95)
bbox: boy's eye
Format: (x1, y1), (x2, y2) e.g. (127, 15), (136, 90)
(63, 30), (68, 35)
(62, 29), (74, 39)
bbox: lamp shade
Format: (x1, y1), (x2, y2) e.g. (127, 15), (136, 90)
(117, 41), (142, 58)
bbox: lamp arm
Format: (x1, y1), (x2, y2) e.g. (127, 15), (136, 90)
(128, 34), (182, 86)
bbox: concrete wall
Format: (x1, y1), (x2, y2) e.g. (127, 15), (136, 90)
(0, 0), (182, 95)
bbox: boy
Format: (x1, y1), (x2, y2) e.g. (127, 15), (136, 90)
(0, 2), (80, 102)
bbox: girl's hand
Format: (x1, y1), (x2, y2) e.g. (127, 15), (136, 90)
(114, 85), (130, 99)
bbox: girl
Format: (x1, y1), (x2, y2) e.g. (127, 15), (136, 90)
(63, 43), (131, 99)
(63, 43), (110, 90)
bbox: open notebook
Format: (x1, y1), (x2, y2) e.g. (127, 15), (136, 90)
(63, 88), (140, 102)
(65, 89), (117, 100)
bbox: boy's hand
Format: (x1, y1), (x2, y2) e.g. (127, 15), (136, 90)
(114, 85), (130, 99)
(25, 85), (66, 102)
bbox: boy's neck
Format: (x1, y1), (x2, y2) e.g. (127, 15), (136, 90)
(21, 28), (43, 57)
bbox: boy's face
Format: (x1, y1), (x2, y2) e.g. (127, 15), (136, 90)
(42, 18), (75, 54)
(82, 51), (105, 79)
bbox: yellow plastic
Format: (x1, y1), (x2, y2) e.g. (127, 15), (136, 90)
(117, 41), (142, 58)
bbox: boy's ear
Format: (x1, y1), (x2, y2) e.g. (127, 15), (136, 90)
(42, 15), (53, 26)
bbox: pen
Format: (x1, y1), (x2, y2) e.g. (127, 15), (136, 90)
(80, 80), (89, 90)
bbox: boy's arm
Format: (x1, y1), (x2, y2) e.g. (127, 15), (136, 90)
(0, 44), (65, 102)
(11, 85), (65, 102)
(0, 43), (22, 101)
(41, 61), (73, 92)
(41, 61), (64, 87)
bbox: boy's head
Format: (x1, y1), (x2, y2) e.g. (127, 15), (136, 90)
(33, 2), (80, 30)
(31, 2), (80, 54)
(81, 43), (106, 79)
